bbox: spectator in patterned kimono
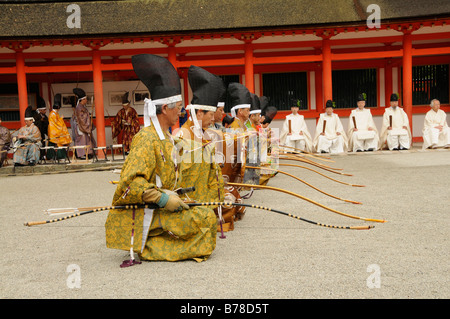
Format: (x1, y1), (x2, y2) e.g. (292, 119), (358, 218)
(105, 54), (219, 266)
(72, 88), (96, 159)
(0, 115), (12, 167)
(47, 94), (72, 160)
(30, 97), (49, 160)
(12, 107), (41, 166)
(111, 92), (140, 154)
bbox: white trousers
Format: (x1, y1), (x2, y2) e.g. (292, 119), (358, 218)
(285, 137), (306, 151)
(387, 131), (410, 150)
(317, 135), (344, 154)
(423, 127), (450, 148)
(351, 133), (378, 152)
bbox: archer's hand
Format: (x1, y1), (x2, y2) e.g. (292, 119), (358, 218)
(164, 195), (189, 212)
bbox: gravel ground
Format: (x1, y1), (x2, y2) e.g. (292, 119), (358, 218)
(1, 148), (449, 301)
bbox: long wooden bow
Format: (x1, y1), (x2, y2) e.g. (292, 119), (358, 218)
(274, 163), (365, 187)
(277, 144), (334, 162)
(226, 182), (385, 223)
(25, 202), (375, 230)
(247, 165), (361, 204)
(269, 155), (352, 176)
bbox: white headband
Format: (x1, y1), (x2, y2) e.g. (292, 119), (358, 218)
(230, 104), (250, 117)
(143, 94), (182, 140)
(250, 109), (261, 115)
(186, 104), (216, 137)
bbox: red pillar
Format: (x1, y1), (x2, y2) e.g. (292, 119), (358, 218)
(244, 41), (254, 93)
(315, 65), (324, 113)
(15, 50), (28, 126)
(167, 43), (177, 68)
(384, 59), (393, 107)
(402, 32), (413, 131)
(322, 37), (332, 104)
(92, 49), (106, 154)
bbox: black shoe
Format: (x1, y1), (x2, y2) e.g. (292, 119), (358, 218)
(356, 149), (363, 152)
(14, 163), (25, 167)
(367, 148), (374, 151)
(392, 148), (399, 150)
(28, 161), (36, 166)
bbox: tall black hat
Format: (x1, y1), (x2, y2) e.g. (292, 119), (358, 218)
(249, 93), (261, 115)
(390, 93), (399, 102)
(291, 98), (302, 108)
(259, 96), (269, 110)
(222, 114), (234, 126)
(217, 88), (226, 108)
(259, 96), (277, 124)
(131, 54), (182, 135)
(24, 105), (35, 121)
(261, 106), (277, 125)
(122, 92), (130, 105)
(325, 100), (334, 108)
(131, 54), (181, 102)
(227, 82), (251, 117)
(73, 88), (86, 100)
(357, 93), (367, 102)
(53, 94), (62, 109)
(188, 65), (226, 111)
(37, 96), (47, 110)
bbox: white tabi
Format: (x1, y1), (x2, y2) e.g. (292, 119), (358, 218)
(347, 108), (379, 152)
(280, 113), (313, 152)
(422, 109), (450, 149)
(379, 107), (412, 150)
(313, 113), (348, 153)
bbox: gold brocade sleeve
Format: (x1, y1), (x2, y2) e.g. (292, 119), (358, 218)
(112, 130), (158, 206)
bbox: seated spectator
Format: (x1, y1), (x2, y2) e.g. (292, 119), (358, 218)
(422, 99), (450, 149)
(0, 115), (12, 167)
(12, 107), (42, 166)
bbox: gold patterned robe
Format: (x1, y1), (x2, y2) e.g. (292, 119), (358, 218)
(48, 109), (72, 146)
(105, 123), (220, 262)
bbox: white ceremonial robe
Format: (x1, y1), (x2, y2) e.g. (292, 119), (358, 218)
(422, 109), (450, 149)
(379, 107), (412, 150)
(313, 113), (348, 154)
(280, 113), (313, 152)
(347, 108), (379, 152)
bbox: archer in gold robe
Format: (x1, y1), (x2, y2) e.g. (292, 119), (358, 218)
(105, 123), (219, 262)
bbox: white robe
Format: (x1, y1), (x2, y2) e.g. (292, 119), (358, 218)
(280, 113), (313, 152)
(379, 107), (412, 150)
(313, 113), (348, 153)
(347, 108), (379, 152)
(422, 109), (450, 149)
